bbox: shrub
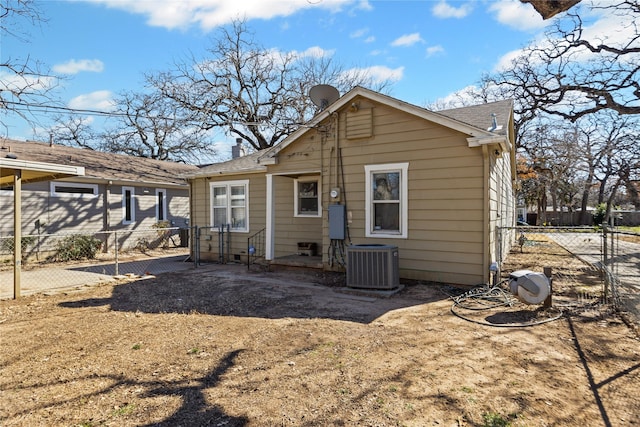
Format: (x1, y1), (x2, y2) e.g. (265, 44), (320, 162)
(53, 234), (102, 261)
(592, 203), (607, 225)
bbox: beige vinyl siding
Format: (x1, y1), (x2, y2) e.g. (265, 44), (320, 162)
(271, 175), (323, 258)
(490, 150), (516, 265)
(333, 100), (486, 285)
(190, 173), (266, 263)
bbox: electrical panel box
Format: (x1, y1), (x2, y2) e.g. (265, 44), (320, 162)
(328, 204), (346, 240)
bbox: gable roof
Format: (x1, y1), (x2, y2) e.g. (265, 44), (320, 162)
(259, 86), (513, 164)
(0, 138), (198, 187)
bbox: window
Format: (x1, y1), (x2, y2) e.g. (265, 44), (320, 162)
(50, 182), (98, 198)
(156, 189), (167, 222)
(294, 178), (321, 217)
(122, 186), (135, 224)
(210, 180), (249, 231)
(365, 163), (408, 238)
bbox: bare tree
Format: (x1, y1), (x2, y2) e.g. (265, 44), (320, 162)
(149, 19), (393, 151)
(100, 89), (214, 163)
(44, 115), (98, 149)
(0, 0), (61, 133)
(483, 1), (640, 125)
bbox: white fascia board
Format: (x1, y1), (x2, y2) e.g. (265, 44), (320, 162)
(0, 158), (85, 176)
(467, 135), (511, 153)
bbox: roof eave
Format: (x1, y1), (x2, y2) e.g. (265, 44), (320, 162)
(467, 135), (511, 154)
(0, 158), (85, 187)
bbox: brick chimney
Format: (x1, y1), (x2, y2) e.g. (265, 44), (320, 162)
(231, 138), (244, 159)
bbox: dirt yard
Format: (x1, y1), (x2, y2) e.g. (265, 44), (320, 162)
(1, 261), (638, 426)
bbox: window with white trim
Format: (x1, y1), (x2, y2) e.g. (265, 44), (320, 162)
(122, 186), (135, 224)
(294, 178), (321, 217)
(365, 163), (408, 238)
(210, 180), (249, 231)
(156, 189), (167, 222)
(50, 182), (98, 198)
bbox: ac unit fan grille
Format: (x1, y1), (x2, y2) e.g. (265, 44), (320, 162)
(346, 245), (399, 290)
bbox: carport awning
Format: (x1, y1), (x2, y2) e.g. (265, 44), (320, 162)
(0, 158), (85, 187)
(1, 157), (84, 299)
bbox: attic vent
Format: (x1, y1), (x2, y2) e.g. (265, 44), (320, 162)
(346, 108), (373, 139)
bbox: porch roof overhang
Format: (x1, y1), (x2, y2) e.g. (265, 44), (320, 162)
(0, 157), (85, 188)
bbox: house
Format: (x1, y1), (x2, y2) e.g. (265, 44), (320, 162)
(0, 138), (198, 238)
(186, 87), (516, 286)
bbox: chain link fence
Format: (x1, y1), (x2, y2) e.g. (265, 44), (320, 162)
(498, 226), (639, 325)
(1, 227), (193, 299)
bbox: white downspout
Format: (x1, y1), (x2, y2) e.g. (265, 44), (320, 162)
(265, 173), (274, 260)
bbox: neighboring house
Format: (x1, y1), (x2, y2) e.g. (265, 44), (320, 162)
(186, 87), (516, 286)
(0, 138), (197, 238)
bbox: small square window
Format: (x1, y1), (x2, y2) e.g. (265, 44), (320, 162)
(295, 178), (321, 217)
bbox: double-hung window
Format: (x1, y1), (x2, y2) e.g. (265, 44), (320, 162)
(365, 163), (408, 238)
(294, 178), (321, 217)
(210, 180), (249, 231)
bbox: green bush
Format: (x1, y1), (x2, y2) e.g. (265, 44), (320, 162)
(53, 235), (102, 261)
(592, 203), (607, 225)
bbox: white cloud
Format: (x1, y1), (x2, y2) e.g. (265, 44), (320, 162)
(343, 65), (404, 84)
(488, 0), (546, 31)
(355, 0), (372, 12)
(493, 47), (523, 72)
(0, 71), (57, 93)
(426, 45), (445, 57)
(53, 59), (104, 75)
(350, 27), (369, 39)
(85, 0), (356, 31)
(68, 90), (114, 111)
(391, 33), (424, 47)
(432, 1), (473, 19)
(430, 85), (483, 110)
(293, 46), (335, 59)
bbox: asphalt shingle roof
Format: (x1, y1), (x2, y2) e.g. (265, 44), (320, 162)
(0, 139), (198, 186)
(436, 99), (513, 135)
(186, 150), (266, 178)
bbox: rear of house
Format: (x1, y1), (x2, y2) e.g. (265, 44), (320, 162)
(186, 87), (516, 286)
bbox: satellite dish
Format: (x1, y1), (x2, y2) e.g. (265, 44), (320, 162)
(309, 84), (340, 111)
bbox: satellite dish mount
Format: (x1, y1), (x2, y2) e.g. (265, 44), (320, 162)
(309, 84), (340, 111)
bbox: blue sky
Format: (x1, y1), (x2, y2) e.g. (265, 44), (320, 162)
(2, 0), (599, 157)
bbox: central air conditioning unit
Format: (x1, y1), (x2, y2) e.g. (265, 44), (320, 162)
(346, 244), (399, 290)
